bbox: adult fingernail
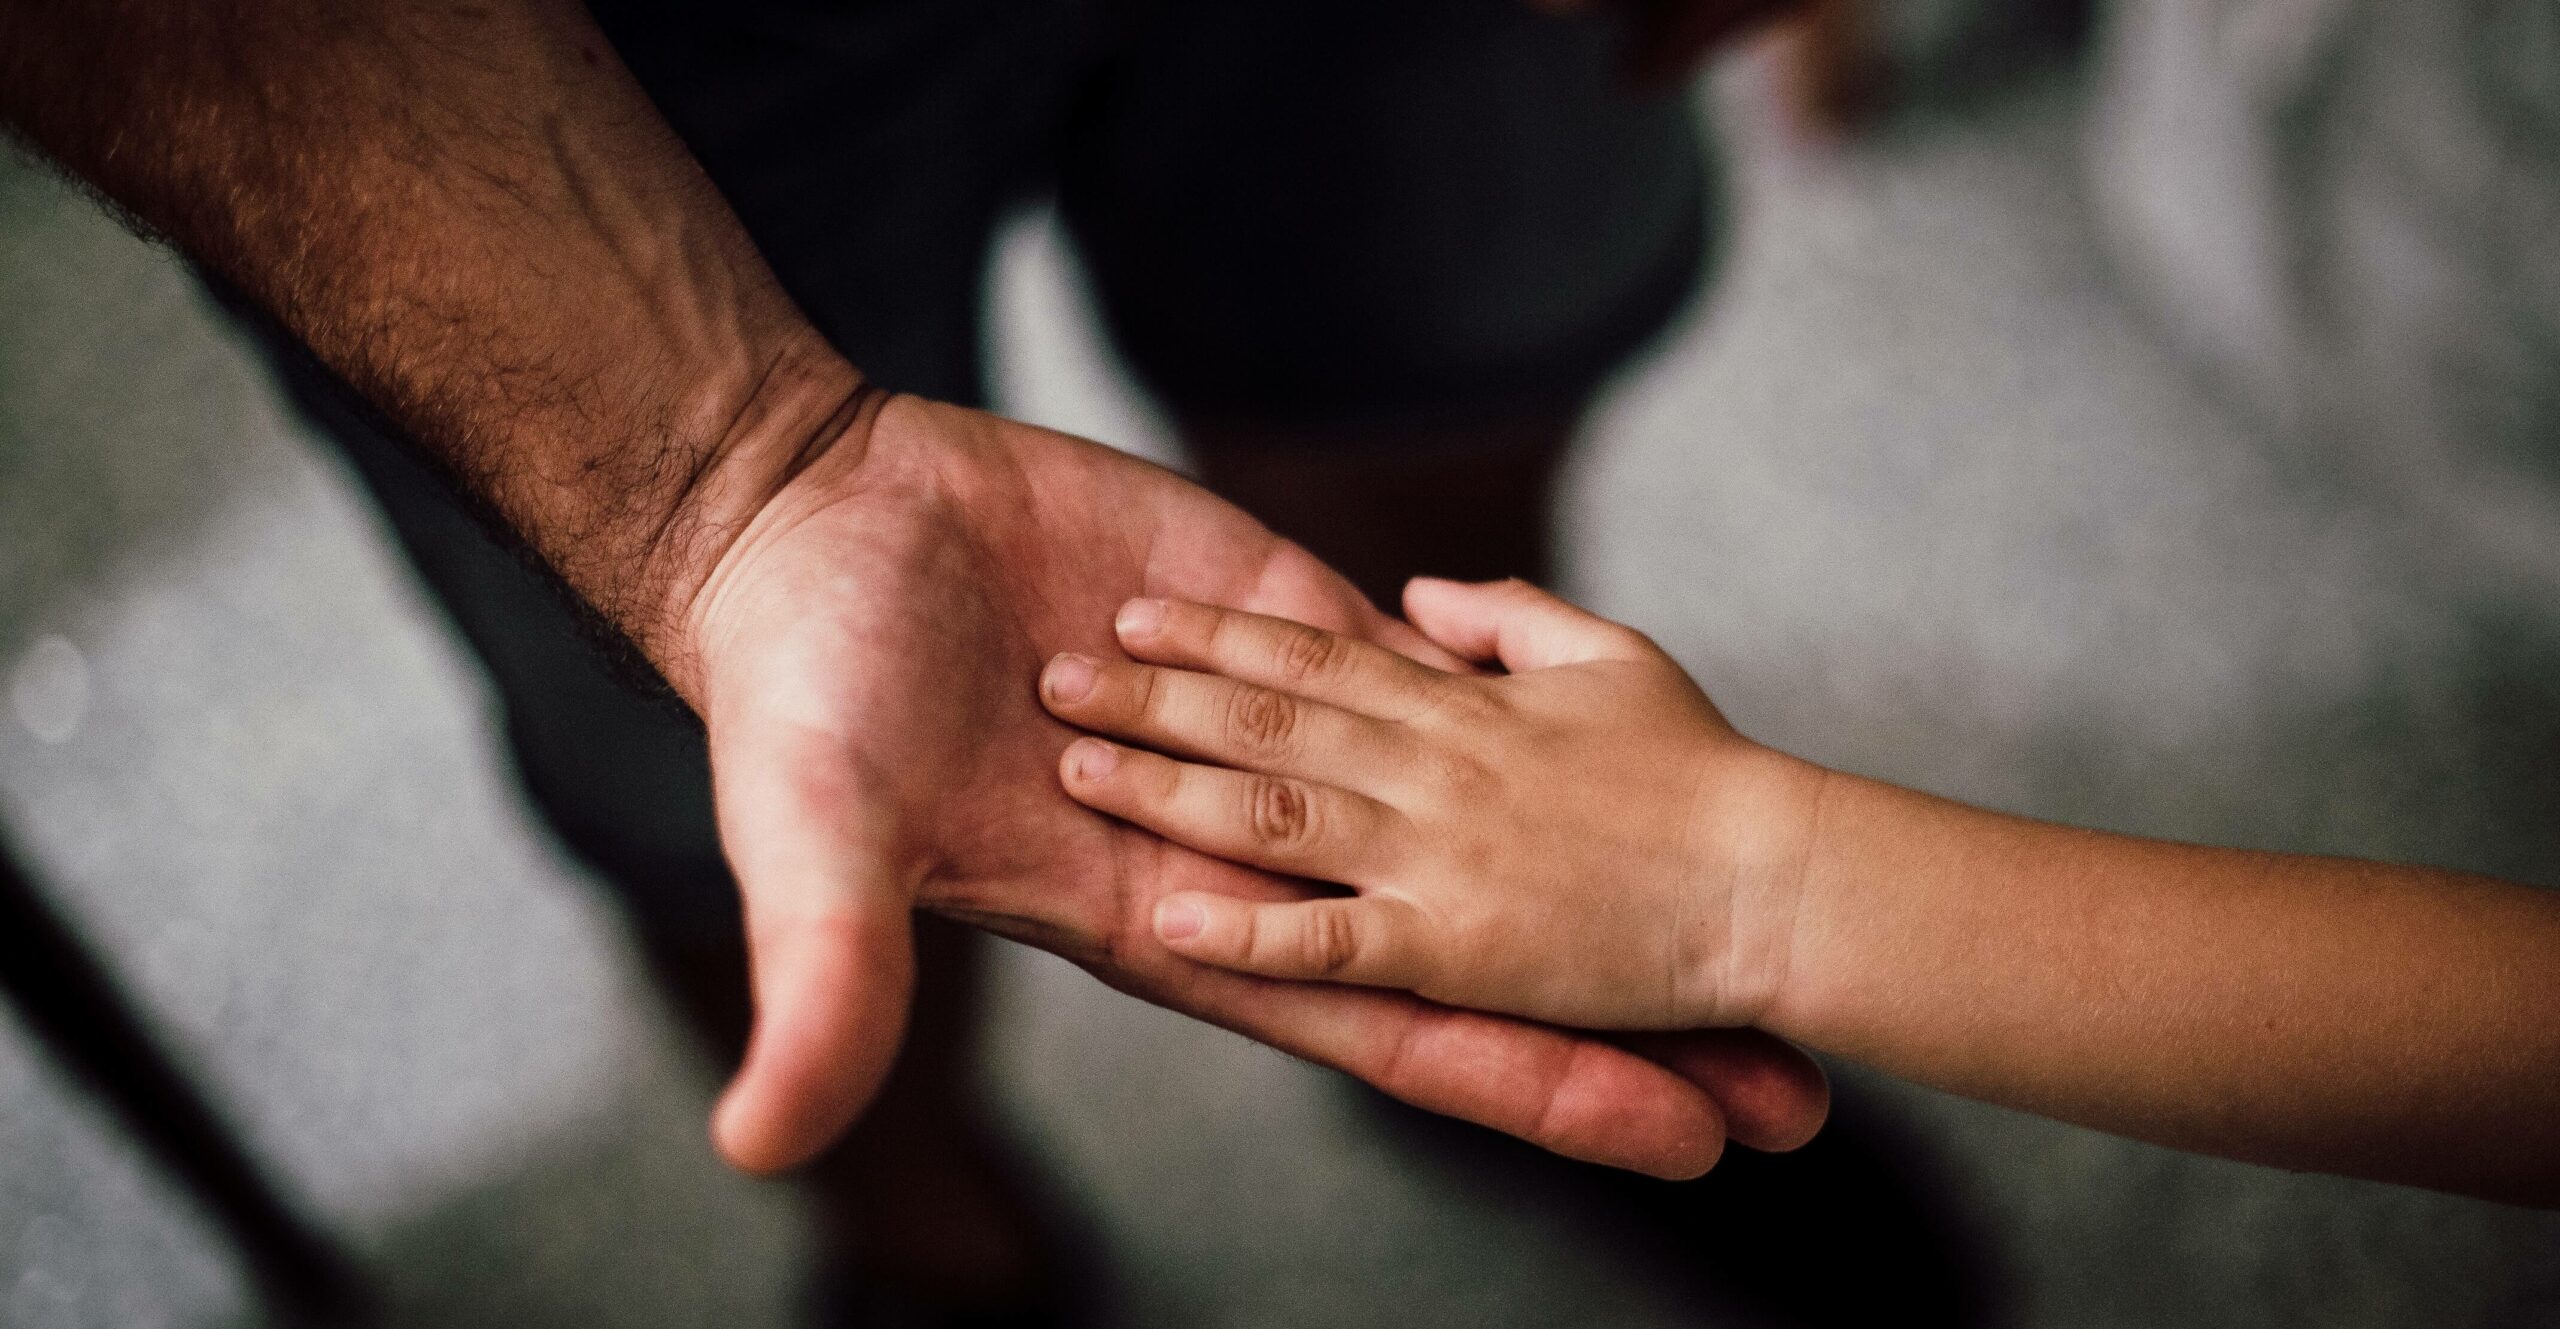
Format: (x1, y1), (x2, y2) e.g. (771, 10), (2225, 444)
(1155, 897), (1204, 941)
(1117, 598), (1167, 638)
(1069, 738), (1119, 780)
(1044, 653), (1098, 703)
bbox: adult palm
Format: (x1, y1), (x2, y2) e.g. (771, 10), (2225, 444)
(682, 394), (1827, 1176)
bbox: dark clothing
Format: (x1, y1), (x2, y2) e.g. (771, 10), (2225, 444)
(258, 0), (1712, 970)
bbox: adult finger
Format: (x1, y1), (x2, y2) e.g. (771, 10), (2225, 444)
(1191, 975), (1728, 1179)
(1624, 1029), (1831, 1153)
(704, 717), (920, 1175)
(1117, 848), (1731, 1179)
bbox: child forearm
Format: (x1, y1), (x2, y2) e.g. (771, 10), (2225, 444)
(1028, 584), (2558, 1199)
(1761, 767), (2560, 1204)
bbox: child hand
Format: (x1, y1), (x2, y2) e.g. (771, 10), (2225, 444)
(1037, 577), (1828, 1031)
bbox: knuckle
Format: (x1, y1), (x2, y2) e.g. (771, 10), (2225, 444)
(1410, 752), (1499, 827)
(1224, 686), (1299, 755)
(1138, 751), (1186, 803)
(1305, 906), (1361, 976)
(1416, 681), (1501, 732)
(1246, 777), (1315, 848)
(1426, 750), (1493, 800)
(1447, 831), (1499, 880)
(1127, 666), (1166, 723)
(1272, 623), (1340, 685)
(1203, 610), (1248, 662)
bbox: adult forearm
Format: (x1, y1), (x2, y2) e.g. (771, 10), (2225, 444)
(1766, 770), (2560, 1204)
(0, 0), (862, 688)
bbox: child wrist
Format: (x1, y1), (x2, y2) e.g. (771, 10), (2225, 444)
(1675, 742), (1833, 1028)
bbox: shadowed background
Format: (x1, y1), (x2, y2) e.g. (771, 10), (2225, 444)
(5, 9), (2558, 1326)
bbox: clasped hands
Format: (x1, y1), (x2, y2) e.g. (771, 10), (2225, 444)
(674, 394), (1828, 1181)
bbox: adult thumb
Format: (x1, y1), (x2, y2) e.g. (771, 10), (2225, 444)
(705, 720), (920, 1175)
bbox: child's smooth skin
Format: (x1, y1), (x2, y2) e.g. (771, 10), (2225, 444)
(1040, 578), (2560, 1206)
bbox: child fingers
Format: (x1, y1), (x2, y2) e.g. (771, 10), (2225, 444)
(1113, 597), (1454, 721)
(1059, 738), (1397, 883)
(1151, 891), (1427, 989)
(1042, 651), (1406, 789)
(1401, 577), (1660, 673)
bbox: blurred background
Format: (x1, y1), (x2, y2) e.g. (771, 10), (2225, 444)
(5, 0), (2558, 1325)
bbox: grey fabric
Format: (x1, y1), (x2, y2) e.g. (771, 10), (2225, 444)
(2089, 0), (2560, 587)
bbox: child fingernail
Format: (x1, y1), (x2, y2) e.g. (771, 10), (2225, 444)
(1069, 738), (1119, 780)
(1044, 653), (1098, 703)
(1117, 598), (1167, 638)
(1155, 898), (1204, 941)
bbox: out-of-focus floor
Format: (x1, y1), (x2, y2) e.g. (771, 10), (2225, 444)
(5, 40), (2559, 1329)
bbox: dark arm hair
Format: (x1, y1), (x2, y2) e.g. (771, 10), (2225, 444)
(0, 0), (867, 677)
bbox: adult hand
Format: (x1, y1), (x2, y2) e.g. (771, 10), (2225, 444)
(0, 0), (1825, 1184)
(675, 392), (1830, 1177)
